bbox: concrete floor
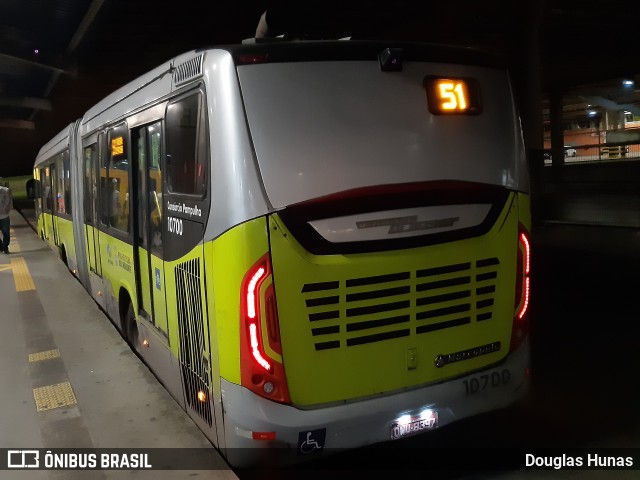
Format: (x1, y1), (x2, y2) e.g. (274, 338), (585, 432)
(0, 209), (237, 480)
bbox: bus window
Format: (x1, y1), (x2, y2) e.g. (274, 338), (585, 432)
(34, 168), (42, 214)
(134, 124), (162, 252)
(148, 124), (163, 253)
(107, 124), (130, 233)
(100, 135), (109, 226)
(109, 178), (121, 227)
(165, 93), (206, 196)
(41, 167), (51, 212)
(83, 145), (97, 224)
(135, 130), (147, 245)
(63, 151), (72, 215)
(54, 153), (65, 215)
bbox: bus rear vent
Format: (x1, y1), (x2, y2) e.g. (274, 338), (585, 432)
(175, 258), (212, 426)
(302, 258), (500, 351)
(173, 54), (204, 86)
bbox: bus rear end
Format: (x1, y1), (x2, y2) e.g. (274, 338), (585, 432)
(220, 42), (530, 464)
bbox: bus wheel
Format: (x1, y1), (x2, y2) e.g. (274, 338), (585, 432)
(124, 302), (139, 350)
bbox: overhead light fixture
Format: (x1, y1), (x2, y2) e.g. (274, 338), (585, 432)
(588, 110), (598, 117)
(622, 79), (634, 87)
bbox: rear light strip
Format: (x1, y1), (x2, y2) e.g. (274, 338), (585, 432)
(240, 253), (291, 404)
(516, 232), (530, 320)
(511, 226), (531, 352)
(245, 265), (272, 372)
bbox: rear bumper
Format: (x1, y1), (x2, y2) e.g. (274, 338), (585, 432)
(221, 339), (530, 466)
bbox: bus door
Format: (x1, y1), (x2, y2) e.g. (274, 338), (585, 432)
(50, 162), (60, 247)
(83, 139), (103, 277)
(40, 166), (53, 241)
(132, 122), (168, 335)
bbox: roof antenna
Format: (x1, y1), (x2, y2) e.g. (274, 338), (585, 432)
(255, 11), (272, 39)
(243, 11), (276, 44)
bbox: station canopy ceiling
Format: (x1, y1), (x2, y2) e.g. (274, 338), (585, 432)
(1, 0), (640, 172)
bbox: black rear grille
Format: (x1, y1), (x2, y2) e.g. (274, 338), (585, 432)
(175, 258), (212, 426)
(302, 257), (500, 350)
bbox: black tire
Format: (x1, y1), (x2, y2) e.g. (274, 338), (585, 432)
(60, 246), (68, 267)
(124, 302), (139, 350)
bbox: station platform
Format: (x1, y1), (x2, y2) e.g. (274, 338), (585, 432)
(0, 209), (238, 480)
(3, 205), (639, 479)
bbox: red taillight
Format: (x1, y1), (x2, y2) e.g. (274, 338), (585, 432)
(245, 265), (271, 372)
(240, 253), (290, 404)
(511, 227), (531, 351)
(236, 53), (269, 65)
(517, 231), (530, 319)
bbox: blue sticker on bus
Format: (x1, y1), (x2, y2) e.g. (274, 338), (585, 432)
(155, 268), (161, 290)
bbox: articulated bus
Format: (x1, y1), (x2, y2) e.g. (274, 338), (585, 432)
(32, 40), (531, 466)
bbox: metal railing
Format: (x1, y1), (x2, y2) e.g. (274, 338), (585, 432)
(543, 142), (640, 164)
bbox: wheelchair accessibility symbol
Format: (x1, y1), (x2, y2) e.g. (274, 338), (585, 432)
(297, 428), (326, 454)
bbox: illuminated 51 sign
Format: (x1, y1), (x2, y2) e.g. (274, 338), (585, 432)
(424, 76), (482, 115)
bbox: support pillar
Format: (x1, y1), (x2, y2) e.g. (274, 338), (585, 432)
(509, 0), (546, 227)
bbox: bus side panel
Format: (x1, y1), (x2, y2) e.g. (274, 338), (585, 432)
(163, 237), (219, 444)
(36, 212), (45, 242)
(208, 217), (270, 384)
(56, 216), (76, 271)
(85, 225), (106, 309)
(202, 239), (225, 448)
(99, 233), (136, 326)
(204, 217), (271, 448)
(35, 214), (43, 240)
(43, 212), (55, 248)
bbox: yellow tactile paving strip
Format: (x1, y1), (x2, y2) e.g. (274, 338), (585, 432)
(33, 382), (78, 412)
(8, 225), (80, 415)
(11, 256), (35, 291)
(28, 349), (61, 362)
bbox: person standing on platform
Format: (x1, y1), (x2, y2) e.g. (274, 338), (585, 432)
(0, 183), (13, 254)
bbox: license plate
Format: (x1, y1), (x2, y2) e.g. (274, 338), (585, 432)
(390, 410), (438, 440)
